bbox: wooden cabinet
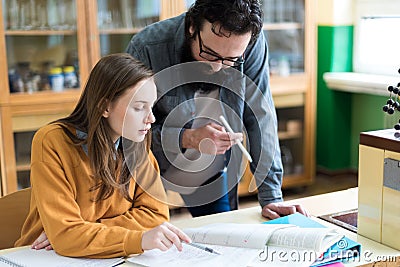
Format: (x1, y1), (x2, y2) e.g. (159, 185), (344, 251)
(239, 0), (316, 196)
(0, 0), (89, 196)
(0, 0), (315, 197)
(0, 0), (181, 196)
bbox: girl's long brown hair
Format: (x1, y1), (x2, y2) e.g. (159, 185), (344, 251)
(57, 53), (153, 202)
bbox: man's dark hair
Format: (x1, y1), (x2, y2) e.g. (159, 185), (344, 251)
(185, 0), (263, 44)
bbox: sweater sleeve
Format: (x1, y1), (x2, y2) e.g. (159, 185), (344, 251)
(99, 152), (170, 229)
(30, 129), (167, 258)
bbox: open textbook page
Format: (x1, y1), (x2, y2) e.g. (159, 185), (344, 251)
(184, 223), (294, 249)
(184, 223), (342, 254)
(128, 223), (343, 267)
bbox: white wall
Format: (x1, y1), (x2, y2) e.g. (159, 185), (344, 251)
(318, 0), (353, 25)
(353, 0), (400, 75)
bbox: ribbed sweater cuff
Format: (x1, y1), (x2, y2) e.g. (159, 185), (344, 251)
(123, 231), (144, 255)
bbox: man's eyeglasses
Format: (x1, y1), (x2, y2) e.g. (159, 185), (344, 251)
(197, 32), (245, 67)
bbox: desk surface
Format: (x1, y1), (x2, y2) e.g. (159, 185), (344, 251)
(169, 187), (399, 267)
(171, 187), (360, 228)
(1, 188), (399, 266)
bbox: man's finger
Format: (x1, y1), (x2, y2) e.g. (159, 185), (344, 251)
(209, 122), (224, 131)
(276, 205), (297, 216)
(221, 132), (242, 142)
(262, 207), (280, 219)
(295, 204), (309, 217)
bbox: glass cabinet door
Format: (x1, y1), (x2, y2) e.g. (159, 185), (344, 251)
(2, 0), (84, 94)
(0, 0), (87, 194)
(261, 0), (305, 75)
(96, 0), (161, 56)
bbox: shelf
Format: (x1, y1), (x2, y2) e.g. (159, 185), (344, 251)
(5, 30), (77, 36)
(16, 160), (31, 172)
(278, 130), (302, 140)
(282, 173), (312, 188)
(239, 170), (310, 196)
(9, 89), (80, 106)
(12, 111), (72, 132)
(263, 22), (303, 31)
(270, 73), (308, 95)
(6, 90), (80, 120)
(99, 28), (143, 35)
(270, 74), (307, 108)
(273, 93), (304, 108)
(238, 168), (310, 196)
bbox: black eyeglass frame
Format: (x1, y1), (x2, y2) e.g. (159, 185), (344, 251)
(197, 32), (245, 67)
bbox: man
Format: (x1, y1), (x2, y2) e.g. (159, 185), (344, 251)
(126, 0), (307, 218)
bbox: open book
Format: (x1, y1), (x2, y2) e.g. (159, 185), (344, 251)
(128, 222), (344, 267)
(265, 213), (361, 266)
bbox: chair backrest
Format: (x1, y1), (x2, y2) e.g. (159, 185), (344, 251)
(0, 188), (31, 249)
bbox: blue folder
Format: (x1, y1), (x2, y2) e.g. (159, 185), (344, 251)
(263, 213), (361, 266)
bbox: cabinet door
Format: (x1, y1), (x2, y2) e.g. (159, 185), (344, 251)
(88, 0), (163, 66)
(86, 0), (186, 67)
(1, 0), (89, 97)
(262, 0), (305, 75)
(262, 0), (315, 188)
(97, 0), (161, 57)
(239, 0), (315, 194)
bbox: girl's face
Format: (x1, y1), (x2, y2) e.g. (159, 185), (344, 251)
(104, 78), (157, 142)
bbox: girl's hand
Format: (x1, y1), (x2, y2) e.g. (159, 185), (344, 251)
(32, 231), (53, 250)
(141, 222), (191, 252)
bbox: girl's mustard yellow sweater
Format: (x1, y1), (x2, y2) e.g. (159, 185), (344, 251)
(15, 124), (169, 258)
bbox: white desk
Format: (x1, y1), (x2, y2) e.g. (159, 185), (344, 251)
(171, 187), (360, 227)
(1, 188), (398, 266)
(168, 187), (400, 267)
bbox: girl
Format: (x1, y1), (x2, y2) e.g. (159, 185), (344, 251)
(15, 53), (190, 258)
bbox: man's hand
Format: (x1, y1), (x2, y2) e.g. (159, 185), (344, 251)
(261, 202), (309, 219)
(142, 222), (192, 252)
(182, 122), (243, 154)
(32, 231), (53, 250)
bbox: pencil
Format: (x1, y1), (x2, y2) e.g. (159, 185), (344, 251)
(184, 242), (221, 255)
(219, 115), (253, 163)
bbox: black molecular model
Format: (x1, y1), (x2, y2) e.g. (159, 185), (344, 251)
(382, 68), (400, 130)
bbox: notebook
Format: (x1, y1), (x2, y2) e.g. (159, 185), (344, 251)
(0, 247), (124, 267)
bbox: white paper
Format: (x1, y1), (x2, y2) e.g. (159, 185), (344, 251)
(128, 242), (258, 267)
(0, 248), (123, 267)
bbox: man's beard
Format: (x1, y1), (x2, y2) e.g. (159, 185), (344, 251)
(181, 38), (231, 92)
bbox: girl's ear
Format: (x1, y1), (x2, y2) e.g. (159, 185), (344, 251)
(102, 108), (110, 118)
(189, 23), (195, 37)
(101, 99), (111, 118)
